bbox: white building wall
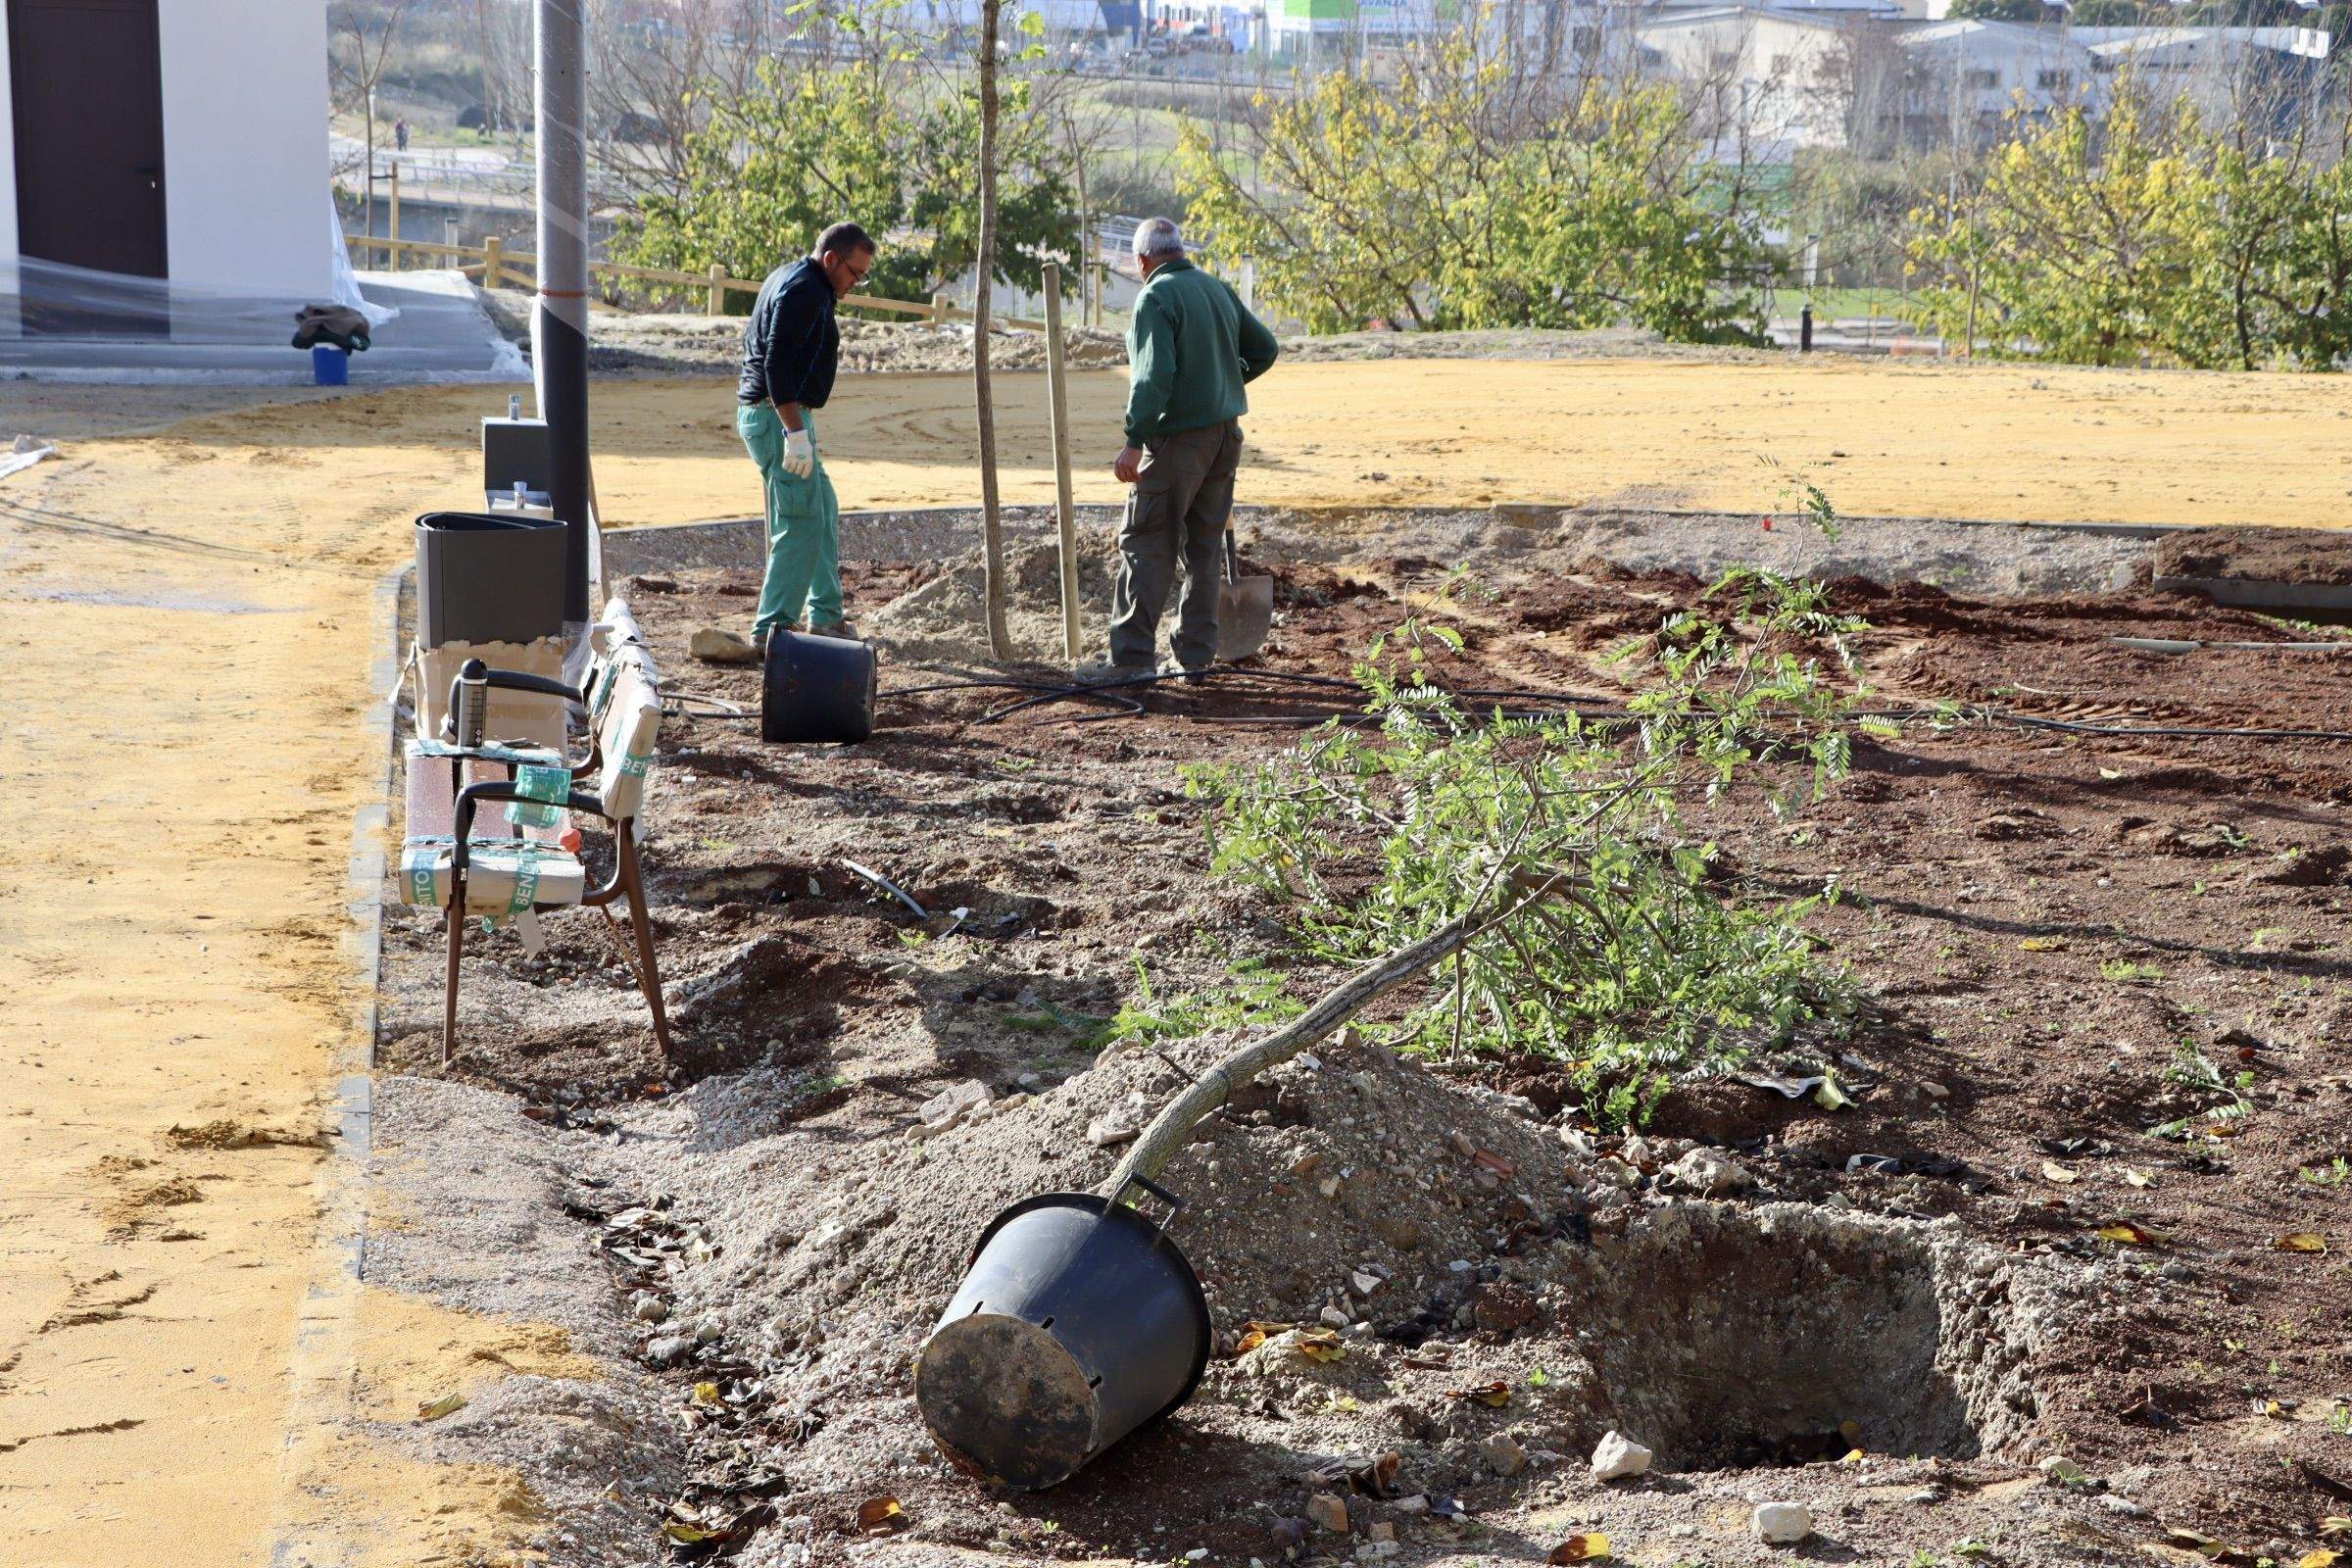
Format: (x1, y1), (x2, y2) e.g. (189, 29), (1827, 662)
(0, 13), (18, 300)
(157, 0), (331, 297)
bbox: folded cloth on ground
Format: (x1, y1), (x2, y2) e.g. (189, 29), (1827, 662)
(292, 303), (372, 354)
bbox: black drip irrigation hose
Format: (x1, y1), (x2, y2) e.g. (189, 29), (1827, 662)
(861, 666), (2352, 747)
(880, 663), (1628, 727)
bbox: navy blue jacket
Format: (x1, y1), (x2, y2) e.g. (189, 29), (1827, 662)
(737, 258), (840, 409)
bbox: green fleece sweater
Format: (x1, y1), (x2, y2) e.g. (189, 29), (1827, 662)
(1122, 258), (1282, 445)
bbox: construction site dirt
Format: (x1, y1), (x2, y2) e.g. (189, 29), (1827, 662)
(371, 515), (2352, 1568)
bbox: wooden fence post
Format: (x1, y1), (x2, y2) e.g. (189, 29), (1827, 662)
(386, 165), (401, 270)
(931, 293), (950, 325)
(707, 262), (727, 315)
(1043, 263), (1081, 663)
(483, 234), (504, 290)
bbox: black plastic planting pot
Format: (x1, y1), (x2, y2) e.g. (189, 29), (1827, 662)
(415, 511), (566, 648)
(760, 626), (877, 744)
(913, 1178), (1211, 1491)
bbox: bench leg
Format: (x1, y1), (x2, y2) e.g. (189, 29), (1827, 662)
(442, 892), (467, 1068)
(617, 828), (672, 1058)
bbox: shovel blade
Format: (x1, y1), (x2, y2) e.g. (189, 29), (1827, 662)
(1216, 575), (1274, 662)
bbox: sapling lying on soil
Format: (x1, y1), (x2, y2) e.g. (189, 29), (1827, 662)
(1182, 569), (1891, 1127)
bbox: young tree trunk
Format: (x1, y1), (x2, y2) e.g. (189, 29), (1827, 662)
(1099, 883), (1570, 1200)
(972, 0), (1014, 662)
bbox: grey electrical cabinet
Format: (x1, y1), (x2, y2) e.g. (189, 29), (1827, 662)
(415, 511), (567, 648)
(481, 415), (554, 507)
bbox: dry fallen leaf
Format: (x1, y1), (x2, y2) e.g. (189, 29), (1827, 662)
(1546, 1533), (1611, 1563)
(692, 1381), (723, 1405)
(2125, 1168), (2154, 1189)
(1296, 1328), (1347, 1364)
(1235, 1320), (1291, 1355)
(1445, 1381), (1512, 1407)
(662, 1522), (718, 1545)
(2020, 936), (2069, 952)
(2276, 1233), (2328, 1254)
(2164, 1528), (2235, 1560)
(2097, 1220), (2158, 1247)
(856, 1497), (906, 1536)
(416, 1392), (466, 1421)
(2319, 1519), (2352, 1540)
(2297, 1550), (2340, 1568)
(2042, 1160), (2080, 1184)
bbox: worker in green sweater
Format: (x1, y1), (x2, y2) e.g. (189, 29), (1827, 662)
(1099, 216), (1281, 678)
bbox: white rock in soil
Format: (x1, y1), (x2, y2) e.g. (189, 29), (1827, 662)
(1391, 1495), (1429, 1515)
(630, 1293), (667, 1323)
(919, 1079), (993, 1130)
(1590, 1429), (1653, 1482)
(1355, 1544), (1398, 1561)
(689, 626), (760, 664)
(1349, 1270), (1383, 1298)
(1479, 1434), (1527, 1477)
(1665, 1148), (1754, 1196)
(645, 1334), (694, 1367)
(1087, 1113), (1139, 1148)
(1751, 1503), (1813, 1544)
(1319, 1305), (1351, 1329)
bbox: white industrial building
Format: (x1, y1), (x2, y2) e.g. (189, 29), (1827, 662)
(0, 0), (334, 338)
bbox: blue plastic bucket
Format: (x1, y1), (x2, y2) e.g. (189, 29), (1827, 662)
(312, 346), (350, 386)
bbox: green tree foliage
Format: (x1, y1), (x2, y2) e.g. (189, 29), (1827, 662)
(1902, 87), (2352, 369)
(613, 58), (1076, 308)
(1175, 46), (1773, 343)
(1186, 572), (1885, 1126)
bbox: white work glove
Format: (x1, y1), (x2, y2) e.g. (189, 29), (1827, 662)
(782, 425), (815, 478)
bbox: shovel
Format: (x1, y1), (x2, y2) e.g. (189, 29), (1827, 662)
(1214, 528), (1272, 662)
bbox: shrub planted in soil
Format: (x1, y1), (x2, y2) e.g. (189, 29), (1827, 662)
(1189, 575), (1887, 1124)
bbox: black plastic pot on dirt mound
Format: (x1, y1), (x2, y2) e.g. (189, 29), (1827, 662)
(913, 1179), (1211, 1491)
(761, 627), (875, 744)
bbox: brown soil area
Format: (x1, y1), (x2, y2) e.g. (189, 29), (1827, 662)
(2156, 526), (2352, 588)
(375, 536), (2352, 1567)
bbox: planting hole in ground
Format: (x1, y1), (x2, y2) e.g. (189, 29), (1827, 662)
(1560, 1204), (2043, 1471)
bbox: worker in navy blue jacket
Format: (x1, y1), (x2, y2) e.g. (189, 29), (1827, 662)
(737, 221), (875, 644)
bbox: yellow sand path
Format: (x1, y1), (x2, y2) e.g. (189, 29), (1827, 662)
(0, 352), (2338, 1566)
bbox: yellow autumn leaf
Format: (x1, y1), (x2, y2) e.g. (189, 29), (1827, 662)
(416, 1392), (466, 1421)
(2125, 1168), (2154, 1188)
(1296, 1328), (1347, 1364)
(1547, 1532), (1611, 1562)
(856, 1496), (906, 1535)
(2296, 1550), (2340, 1568)
(693, 1381), (722, 1404)
(1445, 1381), (1512, 1406)
(2276, 1233), (2327, 1254)
(663, 1523), (717, 1545)
(2020, 936), (2068, 952)
(2097, 1221), (2157, 1247)
(1235, 1320), (1290, 1355)
(2318, 1518), (2351, 1539)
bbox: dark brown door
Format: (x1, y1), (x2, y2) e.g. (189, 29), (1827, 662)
(10, 0), (169, 333)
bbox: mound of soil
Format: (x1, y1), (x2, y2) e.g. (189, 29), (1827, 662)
(2155, 525), (2352, 588)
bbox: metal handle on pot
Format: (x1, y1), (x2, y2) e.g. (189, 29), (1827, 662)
(1110, 1173), (1188, 1240)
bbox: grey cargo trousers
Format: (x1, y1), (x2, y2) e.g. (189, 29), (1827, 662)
(1108, 419), (1244, 670)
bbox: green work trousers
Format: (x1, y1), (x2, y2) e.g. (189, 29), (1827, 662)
(738, 402), (842, 636)
(1108, 419), (1243, 670)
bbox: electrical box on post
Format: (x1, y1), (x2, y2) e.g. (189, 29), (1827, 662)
(481, 415), (554, 509)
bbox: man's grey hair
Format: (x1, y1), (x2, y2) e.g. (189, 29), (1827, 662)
(1133, 216), (1185, 260)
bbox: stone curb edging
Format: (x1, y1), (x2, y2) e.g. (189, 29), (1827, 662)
(267, 559), (402, 1568)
